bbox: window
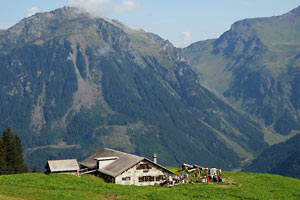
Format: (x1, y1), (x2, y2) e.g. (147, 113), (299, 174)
(148, 176), (154, 182)
(136, 163), (152, 170)
(156, 175), (166, 181)
(138, 176), (155, 182)
(122, 177), (131, 181)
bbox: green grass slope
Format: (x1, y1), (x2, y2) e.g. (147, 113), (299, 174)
(0, 172), (299, 200)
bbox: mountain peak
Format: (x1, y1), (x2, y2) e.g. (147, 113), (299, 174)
(47, 6), (82, 18)
(50, 6), (76, 14)
(1, 7), (119, 48)
(23, 6), (88, 23)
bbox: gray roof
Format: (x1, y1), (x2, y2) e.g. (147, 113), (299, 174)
(46, 159), (79, 172)
(80, 148), (174, 177)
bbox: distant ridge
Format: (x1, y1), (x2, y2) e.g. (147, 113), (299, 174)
(184, 5), (300, 177)
(184, 5), (300, 138)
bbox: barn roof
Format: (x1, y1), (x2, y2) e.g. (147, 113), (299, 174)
(80, 148), (173, 177)
(46, 159), (79, 172)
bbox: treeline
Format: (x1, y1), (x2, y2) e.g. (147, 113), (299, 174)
(0, 127), (28, 175)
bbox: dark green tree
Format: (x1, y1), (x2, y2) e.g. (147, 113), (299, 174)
(14, 136), (28, 173)
(32, 165), (37, 173)
(2, 127), (28, 174)
(2, 127), (16, 174)
(0, 138), (6, 174)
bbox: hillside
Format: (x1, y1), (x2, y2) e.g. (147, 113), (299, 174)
(0, 7), (269, 170)
(0, 172), (299, 199)
(244, 134), (300, 179)
(271, 149), (300, 179)
(184, 6), (300, 141)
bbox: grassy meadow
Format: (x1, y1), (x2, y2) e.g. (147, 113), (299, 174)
(0, 171), (299, 200)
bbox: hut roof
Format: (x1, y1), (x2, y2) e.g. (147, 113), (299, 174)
(46, 159), (79, 172)
(80, 148), (174, 177)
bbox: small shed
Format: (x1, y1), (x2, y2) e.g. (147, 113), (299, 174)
(45, 159), (79, 175)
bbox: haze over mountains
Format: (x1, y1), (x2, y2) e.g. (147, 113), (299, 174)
(0, 6), (300, 177)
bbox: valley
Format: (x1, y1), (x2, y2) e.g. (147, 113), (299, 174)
(0, 5), (300, 179)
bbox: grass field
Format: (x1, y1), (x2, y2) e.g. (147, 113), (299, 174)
(0, 171), (299, 200)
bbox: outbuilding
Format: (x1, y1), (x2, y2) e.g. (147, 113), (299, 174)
(45, 159), (79, 175)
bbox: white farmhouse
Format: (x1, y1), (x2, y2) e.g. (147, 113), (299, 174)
(80, 148), (174, 186)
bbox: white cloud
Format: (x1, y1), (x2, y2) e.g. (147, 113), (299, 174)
(182, 32), (191, 44)
(67, 0), (138, 17)
(176, 31), (192, 48)
(57, 0), (66, 7)
(27, 7), (40, 17)
(67, 0), (110, 17)
(113, 0), (137, 14)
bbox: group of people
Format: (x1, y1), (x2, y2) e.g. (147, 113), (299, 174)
(195, 168), (223, 183)
(203, 174), (223, 183)
(212, 173), (222, 182)
(161, 170), (222, 186)
(162, 173), (190, 185)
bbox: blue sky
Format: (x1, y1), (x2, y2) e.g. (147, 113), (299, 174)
(1, 0), (299, 47)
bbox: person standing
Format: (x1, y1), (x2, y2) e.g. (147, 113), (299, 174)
(207, 175), (209, 184)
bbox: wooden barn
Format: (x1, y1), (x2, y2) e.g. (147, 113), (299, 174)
(79, 148), (173, 186)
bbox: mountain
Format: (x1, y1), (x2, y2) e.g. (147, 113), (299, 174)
(184, 6), (300, 140)
(244, 134), (300, 179)
(0, 7), (268, 169)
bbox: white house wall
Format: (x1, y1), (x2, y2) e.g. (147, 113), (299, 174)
(115, 160), (171, 186)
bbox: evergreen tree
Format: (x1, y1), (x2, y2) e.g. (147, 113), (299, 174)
(0, 138), (6, 175)
(2, 127), (16, 174)
(2, 127), (28, 174)
(14, 136), (28, 173)
(32, 165), (37, 173)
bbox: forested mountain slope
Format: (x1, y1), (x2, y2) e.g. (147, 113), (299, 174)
(244, 134), (300, 179)
(0, 7), (267, 169)
(184, 6), (300, 139)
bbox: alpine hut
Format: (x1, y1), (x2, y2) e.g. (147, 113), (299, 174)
(80, 148), (173, 186)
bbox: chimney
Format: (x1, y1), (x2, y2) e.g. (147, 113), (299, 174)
(153, 153), (157, 164)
